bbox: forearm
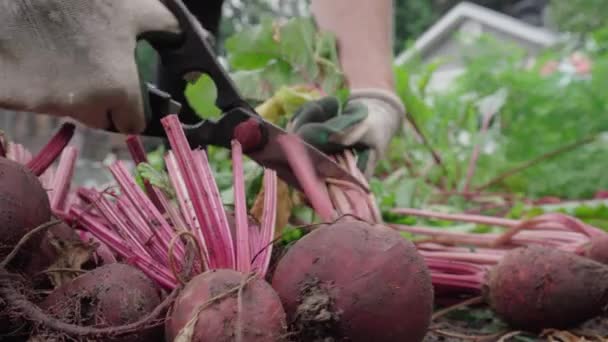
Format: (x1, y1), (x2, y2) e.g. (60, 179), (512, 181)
(311, 0), (396, 92)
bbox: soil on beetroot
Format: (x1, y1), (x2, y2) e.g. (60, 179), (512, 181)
(423, 306), (608, 341)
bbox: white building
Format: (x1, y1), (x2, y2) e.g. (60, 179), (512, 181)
(395, 1), (561, 91)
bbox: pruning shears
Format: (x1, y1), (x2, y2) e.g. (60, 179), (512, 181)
(127, 0), (369, 193)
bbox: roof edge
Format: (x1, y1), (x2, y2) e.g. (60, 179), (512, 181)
(395, 1), (560, 65)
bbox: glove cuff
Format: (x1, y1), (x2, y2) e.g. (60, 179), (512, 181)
(349, 88), (406, 117)
(348, 88), (405, 134)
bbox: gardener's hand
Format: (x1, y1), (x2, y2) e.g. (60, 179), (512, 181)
(0, 0), (180, 133)
(288, 89), (405, 178)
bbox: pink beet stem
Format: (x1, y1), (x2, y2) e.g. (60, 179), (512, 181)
(116, 195), (171, 265)
(417, 242), (508, 255)
(70, 200), (178, 289)
(392, 208), (518, 227)
(231, 140), (251, 273)
(419, 250), (502, 265)
(276, 134), (335, 222)
(93, 193), (152, 258)
(392, 208), (601, 244)
(69, 206), (132, 259)
(129, 254), (178, 290)
(165, 152), (209, 268)
(429, 273), (485, 292)
(253, 169), (278, 276)
(249, 225), (262, 260)
(125, 135), (164, 211)
(109, 161), (185, 262)
(424, 257), (487, 292)
(328, 184), (353, 217)
(161, 115), (234, 269)
(392, 224), (588, 251)
(192, 150), (235, 266)
(49, 147), (78, 214)
(166, 152), (199, 229)
(7, 143), (33, 164)
(26, 123), (75, 176)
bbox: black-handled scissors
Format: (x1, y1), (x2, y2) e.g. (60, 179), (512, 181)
(128, 0), (369, 193)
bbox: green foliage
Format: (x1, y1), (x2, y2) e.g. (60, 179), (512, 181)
(391, 32), (608, 200)
(546, 0), (608, 34)
(137, 162), (175, 198)
(393, 0), (438, 52)
(186, 17), (345, 116)
(227, 17), (344, 99)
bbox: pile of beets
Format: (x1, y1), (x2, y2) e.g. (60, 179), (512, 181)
(0, 117), (606, 342)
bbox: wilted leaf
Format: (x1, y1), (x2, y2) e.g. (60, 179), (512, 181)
(46, 238), (98, 288)
(251, 179), (292, 238)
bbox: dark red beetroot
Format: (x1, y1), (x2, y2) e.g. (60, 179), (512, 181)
(484, 245), (608, 331)
(271, 219), (434, 342)
(584, 234), (608, 265)
(39, 263), (163, 342)
(165, 269), (287, 342)
(0, 157), (51, 268)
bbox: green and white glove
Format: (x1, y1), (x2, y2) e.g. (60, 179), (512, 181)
(288, 89), (405, 178)
(0, 1), (180, 133)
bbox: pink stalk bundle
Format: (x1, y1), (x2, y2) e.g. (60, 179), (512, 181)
(276, 134), (381, 224)
(60, 115), (279, 290)
(386, 206), (608, 330)
(390, 208), (608, 264)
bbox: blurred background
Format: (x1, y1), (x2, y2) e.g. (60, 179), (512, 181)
(2, 0), (607, 199)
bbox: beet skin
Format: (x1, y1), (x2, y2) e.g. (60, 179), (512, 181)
(485, 245), (608, 331)
(165, 269), (287, 342)
(0, 157), (51, 268)
(271, 219), (434, 342)
(40, 263), (163, 342)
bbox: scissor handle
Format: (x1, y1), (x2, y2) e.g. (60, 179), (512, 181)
(150, 0), (251, 112)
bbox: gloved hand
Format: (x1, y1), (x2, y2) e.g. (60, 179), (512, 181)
(0, 1), (180, 133)
(288, 88), (405, 178)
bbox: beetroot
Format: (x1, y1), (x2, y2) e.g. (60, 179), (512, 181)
(39, 263), (163, 342)
(165, 269), (287, 341)
(0, 157), (51, 268)
(484, 245), (608, 331)
(584, 234), (608, 264)
(271, 219), (434, 342)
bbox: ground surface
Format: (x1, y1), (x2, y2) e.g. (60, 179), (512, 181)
(424, 306), (608, 341)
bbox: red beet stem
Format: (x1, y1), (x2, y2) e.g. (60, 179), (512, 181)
(231, 140), (251, 273)
(26, 122), (75, 176)
(192, 150), (235, 265)
(161, 114), (235, 269)
(49, 146), (78, 215)
(276, 133), (335, 221)
(125, 135), (164, 211)
(424, 257), (487, 292)
(391, 224), (588, 250)
(252, 169), (278, 276)
(69, 203), (177, 289)
(165, 151), (209, 268)
(109, 161), (185, 263)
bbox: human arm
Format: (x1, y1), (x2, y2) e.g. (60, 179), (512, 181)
(290, 0), (405, 177)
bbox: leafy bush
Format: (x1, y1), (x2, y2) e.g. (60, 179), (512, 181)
(392, 32), (608, 200)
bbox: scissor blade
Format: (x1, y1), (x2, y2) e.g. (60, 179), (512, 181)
(245, 121), (370, 193)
